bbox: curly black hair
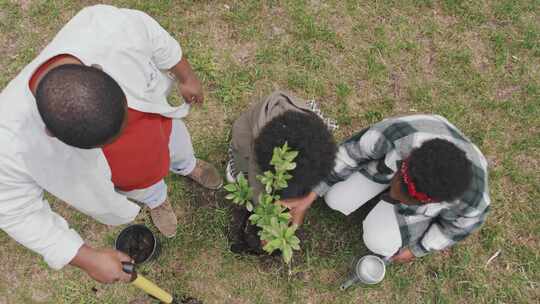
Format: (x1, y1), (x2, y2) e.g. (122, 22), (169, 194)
(254, 110), (337, 199)
(406, 138), (472, 202)
(36, 64), (127, 149)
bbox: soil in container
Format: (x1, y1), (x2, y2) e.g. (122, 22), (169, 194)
(116, 225), (157, 264)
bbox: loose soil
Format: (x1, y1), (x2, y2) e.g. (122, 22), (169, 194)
(116, 226), (156, 264)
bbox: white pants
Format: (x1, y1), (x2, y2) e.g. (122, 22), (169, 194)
(324, 172), (402, 257)
(119, 119), (196, 209)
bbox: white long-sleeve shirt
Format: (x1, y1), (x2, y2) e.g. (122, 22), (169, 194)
(0, 5), (189, 270)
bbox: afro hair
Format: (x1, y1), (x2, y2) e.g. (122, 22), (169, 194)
(406, 138), (473, 202)
(254, 110), (337, 199)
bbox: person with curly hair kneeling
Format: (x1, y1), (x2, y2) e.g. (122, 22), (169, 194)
(281, 115), (491, 263)
(226, 91), (337, 254)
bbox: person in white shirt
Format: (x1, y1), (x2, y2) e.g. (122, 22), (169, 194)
(0, 5), (221, 284)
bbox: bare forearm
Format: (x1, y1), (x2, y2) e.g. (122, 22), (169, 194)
(69, 244), (94, 270)
(169, 57), (197, 84)
(305, 191), (318, 204)
(285, 191), (318, 226)
(69, 244), (133, 283)
(170, 57), (204, 104)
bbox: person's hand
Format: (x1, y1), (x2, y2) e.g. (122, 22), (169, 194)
(170, 57), (204, 104)
(391, 248), (415, 263)
(179, 77), (204, 104)
(277, 191), (318, 225)
(85, 248), (134, 283)
(70, 244), (134, 284)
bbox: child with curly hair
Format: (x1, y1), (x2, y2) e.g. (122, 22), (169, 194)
(226, 91), (337, 254)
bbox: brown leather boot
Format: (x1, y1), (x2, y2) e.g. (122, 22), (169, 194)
(149, 199), (177, 238)
(187, 159), (223, 190)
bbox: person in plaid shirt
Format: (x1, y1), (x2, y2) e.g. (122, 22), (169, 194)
(280, 114), (490, 262)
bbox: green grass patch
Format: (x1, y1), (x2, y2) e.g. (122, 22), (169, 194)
(0, 0), (539, 303)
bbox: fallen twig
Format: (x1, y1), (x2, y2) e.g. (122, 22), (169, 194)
(485, 250), (501, 268)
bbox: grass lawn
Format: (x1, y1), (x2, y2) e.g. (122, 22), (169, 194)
(0, 0), (538, 303)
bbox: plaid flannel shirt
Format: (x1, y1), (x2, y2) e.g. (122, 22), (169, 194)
(313, 115), (491, 257)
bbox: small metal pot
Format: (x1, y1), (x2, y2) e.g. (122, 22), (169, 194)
(340, 255), (388, 290)
(115, 224), (159, 264)
(355, 255), (386, 284)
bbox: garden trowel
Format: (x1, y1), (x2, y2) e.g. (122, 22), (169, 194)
(122, 262), (202, 304)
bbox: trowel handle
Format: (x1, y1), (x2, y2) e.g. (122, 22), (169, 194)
(121, 262), (174, 304)
(121, 262), (137, 281)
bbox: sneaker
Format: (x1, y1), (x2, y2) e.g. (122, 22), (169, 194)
(225, 156), (248, 183)
(186, 159), (223, 190)
(225, 160), (237, 183)
(149, 199), (177, 238)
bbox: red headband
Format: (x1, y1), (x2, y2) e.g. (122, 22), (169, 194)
(400, 160), (433, 203)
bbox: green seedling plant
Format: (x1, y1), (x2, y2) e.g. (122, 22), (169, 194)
(225, 143), (301, 264)
(224, 171), (254, 211)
